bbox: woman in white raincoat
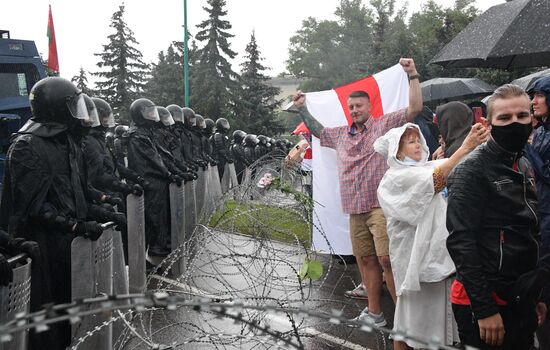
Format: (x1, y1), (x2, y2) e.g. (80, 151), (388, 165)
(374, 122), (488, 349)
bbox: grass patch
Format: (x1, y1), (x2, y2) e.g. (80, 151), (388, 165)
(209, 200), (310, 246)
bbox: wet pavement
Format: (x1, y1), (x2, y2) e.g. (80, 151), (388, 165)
(126, 230), (397, 349)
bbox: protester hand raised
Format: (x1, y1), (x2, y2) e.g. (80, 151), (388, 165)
(292, 90), (306, 108)
(399, 58), (418, 76)
(461, 123), (489, 152)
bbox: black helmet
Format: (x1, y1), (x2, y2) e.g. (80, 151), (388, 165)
(166, 104), (184, 123)
(130, 98), (159, 125)
(81, 94), (100, 128)
(92, 97), (115, 128)
(204, 118), (215, 134)
(157, 106), (175, 126)
(182, 107), (196, 127)
(195, 114), (206, 129)
(115, 125), (129, 137)
(215, 118), (230, 132)
(30, 77), (90, 124)
(244, 134), (258, 146)
(257, 135), (268, 145)
(232, 130), (246, 143)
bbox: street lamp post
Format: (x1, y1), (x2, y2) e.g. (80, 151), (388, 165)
(183, 0), (189, 107)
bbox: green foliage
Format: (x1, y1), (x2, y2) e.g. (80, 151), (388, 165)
(232, 32), (284, 136)
(71, 67), (93, 96)
(286, 0), (524, 90)
(93, 4), (149, 124)
(209, 200), (310, 245)
(144, 44), (185, 107)
(190, 0), (238, 119)
(299, 259), (324, 281)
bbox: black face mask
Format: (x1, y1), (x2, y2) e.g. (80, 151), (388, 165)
(491, 122), (532, 153)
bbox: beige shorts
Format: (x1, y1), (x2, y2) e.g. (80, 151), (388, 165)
(349, 208), (389, 257)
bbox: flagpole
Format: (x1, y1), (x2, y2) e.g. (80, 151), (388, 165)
(183, 0), (189, 107)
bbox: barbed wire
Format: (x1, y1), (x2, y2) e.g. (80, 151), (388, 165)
(0, 154), (461, 350)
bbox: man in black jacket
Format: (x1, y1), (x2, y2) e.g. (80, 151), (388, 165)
(447, 84), (547, 349)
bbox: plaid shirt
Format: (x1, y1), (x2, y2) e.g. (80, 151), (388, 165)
(320, 108), (407, 214)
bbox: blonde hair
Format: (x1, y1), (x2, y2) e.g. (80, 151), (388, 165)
(486, 84), (529, 121)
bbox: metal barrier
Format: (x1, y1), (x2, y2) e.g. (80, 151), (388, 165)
(70, 223), (115, 350)
(0, 254), (31, 350)
(169, 183), (185, 276)
(127, 194), (146, 294)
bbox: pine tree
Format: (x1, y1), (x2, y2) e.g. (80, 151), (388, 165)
(190, 0), (238, 119)
(94, 4), (148, 124)
(144, 44), (184, 107)
(234, 32), (283, 136)
(71, 67), (93, 96)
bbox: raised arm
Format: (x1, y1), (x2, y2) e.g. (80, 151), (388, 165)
(399, 58), (423, 122)
(432, 123), (489, 192)
(286, 91), (324, 138)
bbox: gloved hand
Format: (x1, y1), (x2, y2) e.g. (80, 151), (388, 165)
(131, 184), (143, 196)
(0, 253), (13, 286)
(182, 172), (195, 182)
(73, 221), (104, 241)
(136, 176), (151, 191)
(108, 212), (127, 231)
(9, 238), (41, 262)
(100, 203), (115, 213)
(169, 174), (182, 186)
(104, 195), (124, 208)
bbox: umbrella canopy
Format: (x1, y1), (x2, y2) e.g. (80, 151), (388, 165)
(430, 0), (550, 69)
(421, 77), (496, 103)
(510, 68), (550, 90)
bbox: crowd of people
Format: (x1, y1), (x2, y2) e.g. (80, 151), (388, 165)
(0, 76), (295, 349)
(292, 58), (550, 350)
(0, 55), (549, 350)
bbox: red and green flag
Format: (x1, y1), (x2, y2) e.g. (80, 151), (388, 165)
(47, 4), (59, 73)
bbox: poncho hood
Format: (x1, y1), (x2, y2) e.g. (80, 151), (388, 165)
(373, 122), (430, 167)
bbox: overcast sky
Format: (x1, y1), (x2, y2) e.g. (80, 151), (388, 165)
(2, 0), (503, 83)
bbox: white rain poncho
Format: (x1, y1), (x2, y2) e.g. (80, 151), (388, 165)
(374, 123), (455, 297)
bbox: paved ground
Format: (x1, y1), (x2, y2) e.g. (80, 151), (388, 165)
(125, 230), (397, 349)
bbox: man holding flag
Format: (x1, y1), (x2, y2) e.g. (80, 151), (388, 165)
(289, 58), (422, 332)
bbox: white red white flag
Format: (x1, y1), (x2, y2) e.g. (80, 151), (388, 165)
(306, 64), (409, 254)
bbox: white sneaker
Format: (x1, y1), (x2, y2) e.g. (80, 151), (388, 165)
(349, 308), (387, 327)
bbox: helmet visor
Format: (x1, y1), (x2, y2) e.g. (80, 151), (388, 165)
(159, 109), (175, 126)
(170, 108), (184, 123)
(141, 105), (160, 122)
(100, 112), (116, 128)
(82, 104), (100, 128)
(67, 93), (90, 121)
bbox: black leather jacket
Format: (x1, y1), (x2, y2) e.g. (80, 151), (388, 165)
(446, 138), (539, 320)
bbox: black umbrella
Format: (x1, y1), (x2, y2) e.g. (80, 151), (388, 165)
(510, 68), (550, 90)
(430, 0), (550, 69)
(421, 77), (496, 103)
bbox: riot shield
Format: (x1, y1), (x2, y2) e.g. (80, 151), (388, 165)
(184, 180), (196, 241)
(169, 183), (185, 277)
(127, 194), (146, 294)
(195, 169), (206, 221)
(206, 165), (223, 215)
(0, 255), (31, 350)
(228, 163), (238, 190)
(221, 163), (231, 194)
(70, 225), (114, 350)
